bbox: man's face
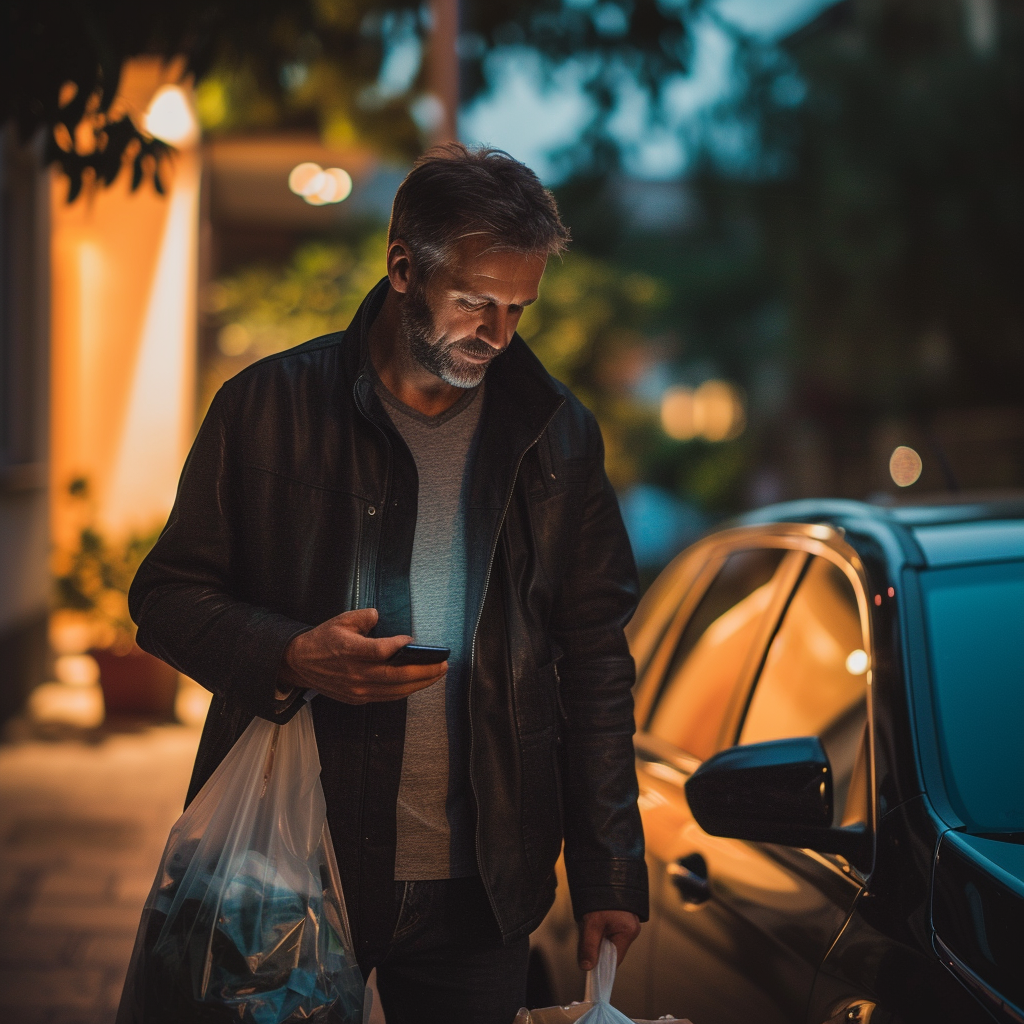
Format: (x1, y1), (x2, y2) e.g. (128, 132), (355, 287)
(400, 237), (547, 388)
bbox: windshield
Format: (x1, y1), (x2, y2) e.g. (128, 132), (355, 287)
(919, 560), (1024, 833)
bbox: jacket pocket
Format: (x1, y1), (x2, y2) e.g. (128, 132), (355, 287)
(514, 659), (560, 738)
(519, 725), (564, 876)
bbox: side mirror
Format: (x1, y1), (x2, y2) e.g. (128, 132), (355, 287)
(684, 737), (868, 865)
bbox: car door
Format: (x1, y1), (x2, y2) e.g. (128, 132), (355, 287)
(639, 538), (874, 1024)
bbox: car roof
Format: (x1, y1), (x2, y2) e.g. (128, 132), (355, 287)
(734, 495), (1024, 569)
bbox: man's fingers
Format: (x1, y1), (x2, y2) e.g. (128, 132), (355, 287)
(365, 675), (444, 702)
(340, 669), (446, 704)
(610, 930), (632, 966)
(379, 660), (447, 685)
(338, 630), (413, 663)
(373, 633), (417, 661)
(334, 607), (380, 635)
(577, 916), (603, 972)
(578, 911), (641, 971)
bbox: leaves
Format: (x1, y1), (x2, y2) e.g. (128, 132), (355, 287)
(4, 0), (701, 200)
(52, 480), (162, 641)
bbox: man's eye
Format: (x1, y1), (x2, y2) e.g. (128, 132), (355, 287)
(459, 299), (486, 311)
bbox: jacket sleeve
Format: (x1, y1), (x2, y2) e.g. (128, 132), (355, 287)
(550, 415), (649, 922)
(128, 387), (308, 721)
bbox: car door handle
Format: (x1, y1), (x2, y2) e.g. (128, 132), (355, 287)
(668, 854), (710, 905)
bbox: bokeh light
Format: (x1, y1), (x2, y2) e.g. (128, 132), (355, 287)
(218, 323), (251, 357)
(660, 381), (745, 442)
(889, 445), (923, 487)
(845, 649), (869, 676)
(288, 162), (353, 205)
(143, 85), (199, 147)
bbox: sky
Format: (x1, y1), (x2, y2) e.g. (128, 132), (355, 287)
(460, 0), (838, 182)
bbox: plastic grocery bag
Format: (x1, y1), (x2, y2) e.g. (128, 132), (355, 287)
(577, 939), (637, 1024)
(116, 701), (363, 1024)
(513, 939), (690, 1024)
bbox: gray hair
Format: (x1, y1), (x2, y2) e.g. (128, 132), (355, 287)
(388, 143), (570, 280)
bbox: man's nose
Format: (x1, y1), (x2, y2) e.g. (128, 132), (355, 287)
(476, 306), (513, 348)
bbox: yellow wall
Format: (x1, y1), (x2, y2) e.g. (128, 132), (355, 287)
(50, 60), (199, 550)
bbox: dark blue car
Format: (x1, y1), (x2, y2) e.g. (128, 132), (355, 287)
(530, 498), (1024, 1024)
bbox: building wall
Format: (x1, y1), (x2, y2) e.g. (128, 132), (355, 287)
(0, 124), (51, 722)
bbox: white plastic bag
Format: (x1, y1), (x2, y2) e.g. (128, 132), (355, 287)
(116, 701), (363, 1024)
(513, 938), (689, 1024)
(576, 939), (632, 1023)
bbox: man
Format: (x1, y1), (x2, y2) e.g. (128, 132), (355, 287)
(129, 144), (646, 1022)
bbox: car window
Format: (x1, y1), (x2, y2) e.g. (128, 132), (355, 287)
(628, 546), (708, 683)
(920, 560), (1024, 833)
(739, 556), (868, 827)
(646, 548), (787, 761)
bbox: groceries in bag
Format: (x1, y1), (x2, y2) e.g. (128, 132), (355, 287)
(514, 939), (690, 1024)
(116, 700), (363, 1024)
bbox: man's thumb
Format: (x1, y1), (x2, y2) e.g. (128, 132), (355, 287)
(339, 607), (379, 634)
(578, 922), (600, 972)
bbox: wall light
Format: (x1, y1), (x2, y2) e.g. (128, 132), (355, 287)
(660, 380), (745, 442)
(144, 85), (199, 147)
(288, 162), (353, 205)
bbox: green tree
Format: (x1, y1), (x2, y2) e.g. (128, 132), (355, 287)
(700, 0), (1024, 490)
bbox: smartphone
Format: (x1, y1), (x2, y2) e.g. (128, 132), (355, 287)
(388, 644), (450, 666)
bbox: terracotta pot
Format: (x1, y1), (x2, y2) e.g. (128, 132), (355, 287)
(90, 645), (179, 721)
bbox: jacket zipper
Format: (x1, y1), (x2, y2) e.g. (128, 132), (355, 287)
(353, 509), (363, 610)
(467, 398), (564, 929)
(352, 373), (392, 928)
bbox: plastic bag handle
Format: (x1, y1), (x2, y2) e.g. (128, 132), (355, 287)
(258, 723), (281, 798)
(588, 938), (617, 1004)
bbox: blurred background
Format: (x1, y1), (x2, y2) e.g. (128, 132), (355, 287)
(0, 0), (1022, 1018)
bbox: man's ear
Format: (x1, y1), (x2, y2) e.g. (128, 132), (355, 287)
(387, 240), (414, 294)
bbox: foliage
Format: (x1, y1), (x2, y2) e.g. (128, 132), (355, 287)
(52, 479), (162, 649)
(559, 0), (1024, 503)
(202, 231), (389, 412)
(4, 0), (701, 200)
(711, 0), (1024, 419)
(518, 252), (668, 488)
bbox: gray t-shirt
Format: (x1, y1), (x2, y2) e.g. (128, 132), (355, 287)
(375, 375), (483, 880)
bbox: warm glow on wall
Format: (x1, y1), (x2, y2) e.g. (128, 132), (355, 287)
(50, 60), (200, 551)
(660, 381), (745, 442)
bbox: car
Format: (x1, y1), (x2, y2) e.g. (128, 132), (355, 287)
(529, 497), (1024, 1024)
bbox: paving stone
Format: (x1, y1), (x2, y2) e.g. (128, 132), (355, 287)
(102, 964), (131, 1011)
(0, 928), (77, 967)
(28, 900), (147, 932)
(0, 723), (200, 1023)
(37, 871), (116, 901)
(0, 967), (105, 1009)
(75, 933), (138, 969)
(112, 872), (156, 904)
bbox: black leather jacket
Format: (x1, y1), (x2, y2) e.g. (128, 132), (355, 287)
(129, 280), (647, 951)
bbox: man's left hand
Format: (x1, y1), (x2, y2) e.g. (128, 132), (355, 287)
(578, 910), (641, 972)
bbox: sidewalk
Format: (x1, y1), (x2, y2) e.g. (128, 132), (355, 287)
(0, 712), (387, 1024)
(0, 721), (201, 1023)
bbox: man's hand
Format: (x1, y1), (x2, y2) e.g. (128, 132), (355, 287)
(578, 910), (641, 971)
(280, 608), (446, 704)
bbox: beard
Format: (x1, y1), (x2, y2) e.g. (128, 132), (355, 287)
(400, 283), (503, 389)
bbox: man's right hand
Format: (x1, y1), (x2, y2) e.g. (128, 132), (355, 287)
(279, 608), (446, 704)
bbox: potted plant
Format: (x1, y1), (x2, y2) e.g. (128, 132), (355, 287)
(53, 478), (178, 720)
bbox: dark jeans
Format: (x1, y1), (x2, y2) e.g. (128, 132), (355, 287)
(358, 877), (530, 1024)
